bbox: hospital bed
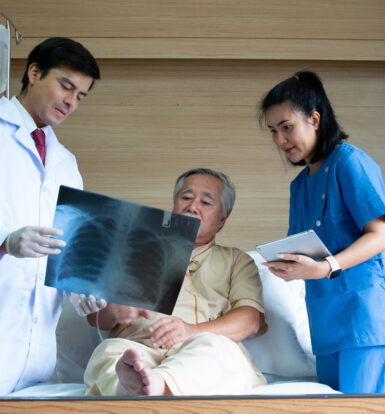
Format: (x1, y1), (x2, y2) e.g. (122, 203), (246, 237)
(3, 252), (384, 413)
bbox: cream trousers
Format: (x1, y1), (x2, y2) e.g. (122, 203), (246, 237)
(84, 332), (266, 396)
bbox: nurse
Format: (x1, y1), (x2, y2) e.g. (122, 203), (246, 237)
(258, 70), (385, 393)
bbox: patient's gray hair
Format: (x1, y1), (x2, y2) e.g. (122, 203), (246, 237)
(173, 168), (236, 218)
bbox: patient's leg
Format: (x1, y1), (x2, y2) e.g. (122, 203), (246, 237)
(84, 338), (164, 396)
(156, 332), (266, 395)
(115, 349), (171, 396)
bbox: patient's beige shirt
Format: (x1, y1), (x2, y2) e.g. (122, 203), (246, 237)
(111, 239), (267, 345)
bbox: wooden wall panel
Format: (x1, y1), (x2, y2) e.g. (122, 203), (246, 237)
(2, 0), (384, 39)
(3, 0), (385, 60)
(10, 37), (385, 61)
(9, 59), (385, 251)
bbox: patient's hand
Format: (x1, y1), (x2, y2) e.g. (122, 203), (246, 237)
(106, 303), (151, 325)
(87, 303), (151, 330)
(149, 316), (197, 349)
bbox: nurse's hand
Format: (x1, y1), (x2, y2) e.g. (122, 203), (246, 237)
(70, 293), (107, 317)
(5, 226), (66, 258)
(261, 253), (330, 280)
(149, 316), (198, 349)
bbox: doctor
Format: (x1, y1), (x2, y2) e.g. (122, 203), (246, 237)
(0, 37), (102, 394)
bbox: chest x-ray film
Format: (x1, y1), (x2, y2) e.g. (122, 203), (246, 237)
(45, 186), (200, 314)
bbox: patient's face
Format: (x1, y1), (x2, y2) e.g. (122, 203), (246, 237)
(173, 173), (227, 247)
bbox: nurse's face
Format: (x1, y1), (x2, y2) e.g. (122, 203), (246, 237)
(265, 101), (320, 166)
(20, 64), (93, 128)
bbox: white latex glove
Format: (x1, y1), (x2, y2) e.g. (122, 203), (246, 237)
(70, 293), (107, 317)
(5, 226), (66, 258)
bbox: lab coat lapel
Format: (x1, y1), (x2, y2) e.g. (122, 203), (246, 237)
(44, 128), (70, 170)
(0, 97), (40, 159)
(13, 124), (40, 158)
(0, 97), (69, 170)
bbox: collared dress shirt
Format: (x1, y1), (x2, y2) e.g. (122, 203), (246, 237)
(0, 96), (83, 394)
(288, 142), (385, 355)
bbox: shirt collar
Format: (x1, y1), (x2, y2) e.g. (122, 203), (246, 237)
(11, 96), (37, 134)
(191, 238), (216, 260)
(11, 96), (50, 136)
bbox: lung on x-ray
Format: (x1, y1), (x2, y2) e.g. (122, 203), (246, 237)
(45, 186), (200, 315)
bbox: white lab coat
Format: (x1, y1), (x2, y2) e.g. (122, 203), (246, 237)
(0, 96), (83, 394)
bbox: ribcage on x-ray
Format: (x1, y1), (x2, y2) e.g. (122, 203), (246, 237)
(54, 203), (170, 307)
(57, 212), (116, 283)
(50, 202), (190, 313)
(107, 227), (167, 307)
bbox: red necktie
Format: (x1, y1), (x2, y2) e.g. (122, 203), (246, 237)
(31, 128), (46, 165)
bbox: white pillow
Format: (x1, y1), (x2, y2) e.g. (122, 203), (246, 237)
(242, 252), (316, 379)
(51, 294), (108, 383)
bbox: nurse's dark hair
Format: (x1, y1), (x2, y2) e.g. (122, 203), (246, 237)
(20, 37), (100, 92)
(259, 70), (348, 165)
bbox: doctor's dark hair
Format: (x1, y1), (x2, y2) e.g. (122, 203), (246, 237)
(173, 168), (236, 219)
(21, 37), (100, 92)
(259, 71), (348, 165)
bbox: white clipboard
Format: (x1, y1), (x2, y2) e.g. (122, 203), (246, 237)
(256, 230), (331, 262)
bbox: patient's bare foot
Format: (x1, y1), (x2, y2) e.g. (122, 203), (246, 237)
(115, 349), (170, 396)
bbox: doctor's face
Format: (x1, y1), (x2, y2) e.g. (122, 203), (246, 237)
(173, 174), (227, 248)
(20, 64), (93, 128)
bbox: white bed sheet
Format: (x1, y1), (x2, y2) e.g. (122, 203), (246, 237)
(9, 381), (340, 397)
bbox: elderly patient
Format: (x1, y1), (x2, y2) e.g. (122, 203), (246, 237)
(84, 168), (268, 396)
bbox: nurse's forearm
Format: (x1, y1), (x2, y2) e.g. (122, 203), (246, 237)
(334, 215), (385, 270)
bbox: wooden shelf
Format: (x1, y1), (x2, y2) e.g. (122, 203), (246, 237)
(1, 395), (385, 414)
(10, 37), (385, 61)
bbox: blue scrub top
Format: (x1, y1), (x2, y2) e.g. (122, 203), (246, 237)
(288, 142), (385, 355)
